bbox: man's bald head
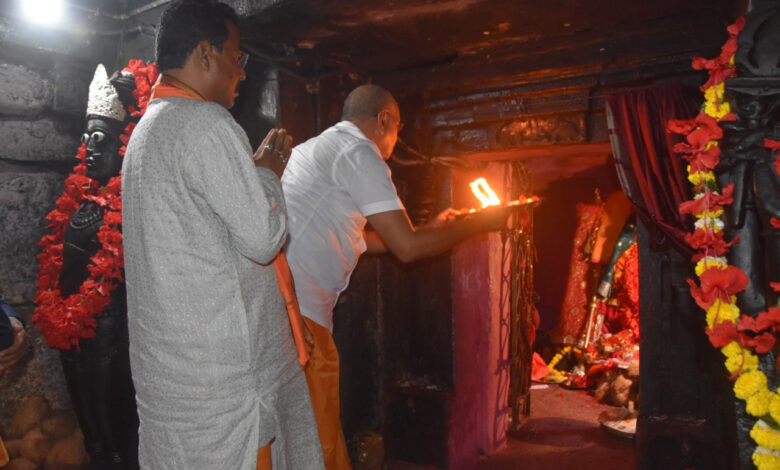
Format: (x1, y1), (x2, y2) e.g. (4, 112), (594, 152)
(341, 84), (396, 122)
(341, 84), (401, 160)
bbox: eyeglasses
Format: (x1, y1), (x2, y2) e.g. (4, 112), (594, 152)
(238, 51), (249, 69)
(210, 44), (250, 70)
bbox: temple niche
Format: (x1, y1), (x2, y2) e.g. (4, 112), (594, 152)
(1, 0), (778, 470)
(545, 192), (639, 402)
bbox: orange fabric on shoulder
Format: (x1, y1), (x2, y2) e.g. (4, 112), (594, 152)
(150, 74), (207, 101)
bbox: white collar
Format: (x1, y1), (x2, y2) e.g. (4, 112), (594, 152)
(333, 120), (369, 141)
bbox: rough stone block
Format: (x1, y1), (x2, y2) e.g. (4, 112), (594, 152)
(0, 64), (53, 117)
(228, 0), (284, 16)
(0, 173), (71, 431)
(0, 172), (64, 304)
(0, 119), (79, 162)
(456, 128), (489, 151)
(40, 411), (77, 440)
(0, 308), (70, 438)
(45, 432), (89, 470)
(429, 129), (457, 156)
(4, 439), (22, 458)
(3, 457), (38, 470)
(52, 63), (90, 116)
(8, 396), (50, 439)
(428, 107), (475, 128)
(19, 427), (52, 464)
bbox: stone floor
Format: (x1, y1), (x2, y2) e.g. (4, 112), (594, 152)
(389, 384), (636, 470)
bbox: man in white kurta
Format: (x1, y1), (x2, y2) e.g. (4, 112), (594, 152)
(122, 2), (323, 469)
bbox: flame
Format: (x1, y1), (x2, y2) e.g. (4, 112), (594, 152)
(469, 177), (501, 208)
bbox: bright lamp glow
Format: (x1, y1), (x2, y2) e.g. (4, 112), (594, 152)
(469, 178), (501, 208)
(21, 0), (64, 26)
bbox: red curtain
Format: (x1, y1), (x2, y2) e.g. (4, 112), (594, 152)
(606, 84), (698, 252)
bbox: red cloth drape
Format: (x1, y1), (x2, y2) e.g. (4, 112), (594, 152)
(606, 85), (697, 252)
(552, 202), (604, 345)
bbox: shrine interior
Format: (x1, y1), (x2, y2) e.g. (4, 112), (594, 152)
(1, 0), (778, 469)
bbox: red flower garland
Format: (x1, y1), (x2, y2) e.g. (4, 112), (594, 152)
(691, 17), (745, 93)
(33, 60), (158, 349)
(688, 265), (749, 310)
(679, 184), (735, 215)
(670, 15), (780, 386)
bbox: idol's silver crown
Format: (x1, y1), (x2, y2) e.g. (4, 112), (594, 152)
(86, 64), (126, 122)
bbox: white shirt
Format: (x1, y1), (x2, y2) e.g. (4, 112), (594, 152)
(282, 121), (403, 330)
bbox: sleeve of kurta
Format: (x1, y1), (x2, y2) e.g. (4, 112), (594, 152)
(183, 110), (287, 265)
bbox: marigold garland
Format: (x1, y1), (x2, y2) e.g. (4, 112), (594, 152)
(770, 395), (780, 423)
(33, 60), (158, 350)
(668, 17), (780, 470)
(547, 345), (580, 376)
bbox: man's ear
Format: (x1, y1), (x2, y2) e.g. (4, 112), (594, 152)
(377, 111), (389, 134)
(194, 40), (212, 70)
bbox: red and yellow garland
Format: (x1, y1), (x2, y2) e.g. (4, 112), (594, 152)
(33, 60), (158, 350)
(668, 18), (780, 469)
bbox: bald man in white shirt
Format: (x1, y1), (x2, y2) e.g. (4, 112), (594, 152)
(282, 84), (508, 470)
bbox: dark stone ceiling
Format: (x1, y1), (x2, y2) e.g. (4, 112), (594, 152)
(236, 0), (741, 82)
(3, 0), (739, 87)
(0, 0), (749, 83)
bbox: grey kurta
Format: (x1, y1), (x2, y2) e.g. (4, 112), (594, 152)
(122, 98), (323, 470)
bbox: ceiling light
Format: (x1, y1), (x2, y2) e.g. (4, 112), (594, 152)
(21, 0), (64, 26)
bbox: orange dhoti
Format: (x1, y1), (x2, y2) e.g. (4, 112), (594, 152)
(303, 317), (352, 470)
(257, 317), (351, 470)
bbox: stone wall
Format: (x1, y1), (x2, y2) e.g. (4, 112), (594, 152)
(0, 10), (119, 425)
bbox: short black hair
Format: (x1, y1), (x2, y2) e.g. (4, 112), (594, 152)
(155, 0), (239, 71)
